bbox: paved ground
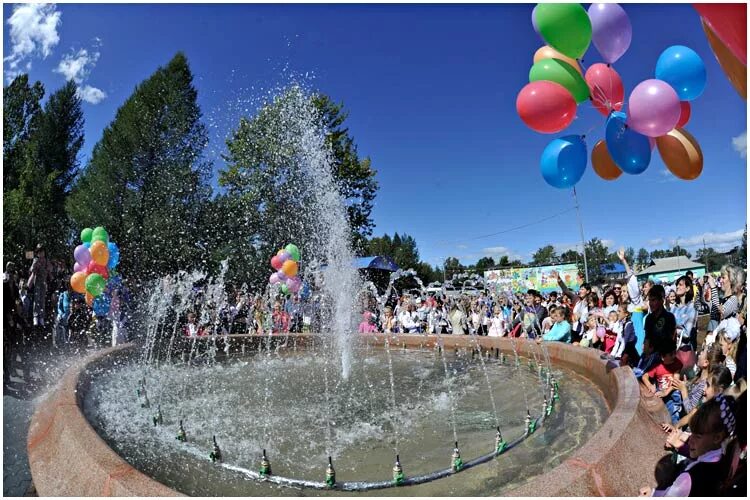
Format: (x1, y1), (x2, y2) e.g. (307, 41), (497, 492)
(3, 339), (89, 497)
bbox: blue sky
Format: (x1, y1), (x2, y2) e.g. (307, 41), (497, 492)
(4, 3), (747, 267)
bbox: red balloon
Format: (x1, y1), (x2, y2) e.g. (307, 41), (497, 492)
(87, 261), (109, 280)
(676, 101), (691, 128)
(693, 4), (746, 65)
(270, 255), (282, 271)
(584, 63), (624, 116)
(516, 81), (577, 134)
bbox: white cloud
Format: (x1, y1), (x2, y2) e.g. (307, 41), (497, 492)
(670, 229), (744, 249)
(77, 84), (107, 104)
(647, 238), (663, 246)
(456, 244), (468, 250)
(55, 45), (107, 104)
(55, 48), (99, 83)
(732, 131), (747, 158)
(4, 4), (61, 82)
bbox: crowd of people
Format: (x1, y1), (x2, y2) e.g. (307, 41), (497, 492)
(3, 244), (131, 387)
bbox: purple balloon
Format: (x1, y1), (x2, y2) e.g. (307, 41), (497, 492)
(269, 273), (281, 285)
(588, 3), (632, 64)
(531, 5), (541, 37)
(74, 244), (91, 266)
(288, 279), (301, 294)
(278, 251), (291, 264)
(73, 262), (85, 273)
(627, 79), (681, 138)
(276, 270), (289, 282)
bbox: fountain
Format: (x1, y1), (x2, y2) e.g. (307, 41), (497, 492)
(26, 85), (669, 497)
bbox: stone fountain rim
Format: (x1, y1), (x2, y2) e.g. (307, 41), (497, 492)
(27, 334), (667, 497)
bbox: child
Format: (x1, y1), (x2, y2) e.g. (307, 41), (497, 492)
(612, 304), (637, 363)
(53, 286), (70, 348)
(538, 306), (571, 343)
(381, 307), (398, 334)
(183, 311), (201, 337)
(718, 325), (739, 378)
(488, 308), (506, 337)
(642, 338), (683, 424)
(633, 335), (660, 378)
(579, 315), (598, 348)
(653, 395), (737, 496)
(603, 310), (620, 354)
(358, 311), (377, 333)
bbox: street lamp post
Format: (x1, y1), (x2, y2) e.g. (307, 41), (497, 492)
(572, 187), (589, 282)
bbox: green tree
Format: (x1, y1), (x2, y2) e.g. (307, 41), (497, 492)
(367, 233), (420, 271)
(3, 74), (45, 192)
(496, 255), (511, 267)
(443, 257), (464, 281)
(218, 86), (378, 286)
(560, 249), (581, 264)
(695, 247), (728, 273)
(475, 256), (496, 273)
(531, 245), (557, 265)
(4, 79), (83, 262)
(636, 248), (650, 268)
(584, 238), (610, 283)
(670, 246), (691, 259)
(741, 226), (747, 269)
(67, 53), (211, 282)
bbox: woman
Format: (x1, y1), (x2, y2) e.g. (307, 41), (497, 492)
(667, 290), (677, 309)
(671, 275), (697, 350)
(449, 303), (467, 335)
(602, 290), (619, 316)
(708, 265), (745, 330)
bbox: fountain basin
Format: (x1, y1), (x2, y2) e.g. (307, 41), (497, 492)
(28, 335), (667, 496)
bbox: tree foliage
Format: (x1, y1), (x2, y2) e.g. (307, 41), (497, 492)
(531, 245), (557, 265)
(4, 77), (83, 262)
(66, 53), (211, 281)
(217, 86), (378, 287)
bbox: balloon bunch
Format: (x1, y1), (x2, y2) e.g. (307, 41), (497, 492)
(69, 226), (120, 308)
(269, 244), (302, 296)
(518, 3), (708, 189)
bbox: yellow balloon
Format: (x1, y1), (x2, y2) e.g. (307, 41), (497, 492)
(533, 45), (583, 76)
(656, 128), (703, 181)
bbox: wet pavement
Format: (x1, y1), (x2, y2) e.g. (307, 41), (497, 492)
(3, 338), (91, 497)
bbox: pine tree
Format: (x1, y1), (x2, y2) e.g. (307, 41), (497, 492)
(66, 53), (211, 281)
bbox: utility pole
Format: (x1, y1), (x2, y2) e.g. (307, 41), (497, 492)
(676, 237), (681, 274)
(572, 187), (589, 282)
(703, 238), (708, 272)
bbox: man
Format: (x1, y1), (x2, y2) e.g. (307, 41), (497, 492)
(28, 244), (50, 336)
(644, 285), (677, 348)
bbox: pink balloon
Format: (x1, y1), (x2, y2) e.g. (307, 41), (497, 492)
(269, 273), (281, 285)
(73, 262), (85, 273)
(584, 63), (624, 116)
(626, 79), (681, 138)
(288, 279), (301, 294)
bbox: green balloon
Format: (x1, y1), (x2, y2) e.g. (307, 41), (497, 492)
(85, 273), (106, 297)
(81, 228), (93, 244)
(92, 226), (108, 243)
(535, 3), (592, 60)
(280, 283), (290, 295)
(285, 244), (300, 262)
(529, 58), (589, 103)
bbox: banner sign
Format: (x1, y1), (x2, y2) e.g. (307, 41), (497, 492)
(484, 263), (581, 294)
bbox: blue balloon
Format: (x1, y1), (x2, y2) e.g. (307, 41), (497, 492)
(93, 294), (111, 317)
(605, 111), (651, 174)
(83, 241), (91, 249)
(107, 241), (120, 269)
(540, 135), (587, 189)
(655, 45), (706, 101)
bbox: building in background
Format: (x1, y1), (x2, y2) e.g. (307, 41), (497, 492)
(637, 256), (706, 284)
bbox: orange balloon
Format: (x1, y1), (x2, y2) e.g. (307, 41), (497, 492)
(85, 292), (94, 307)
(701, 19), (746, 99)
(281, 259), (298, 277)
(90, 240), (110, 266)
(656, 128), (703, 181)
(591, 140), (622, 181)
(70, 271), (87, 294)
(533, 45), (583, 75)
